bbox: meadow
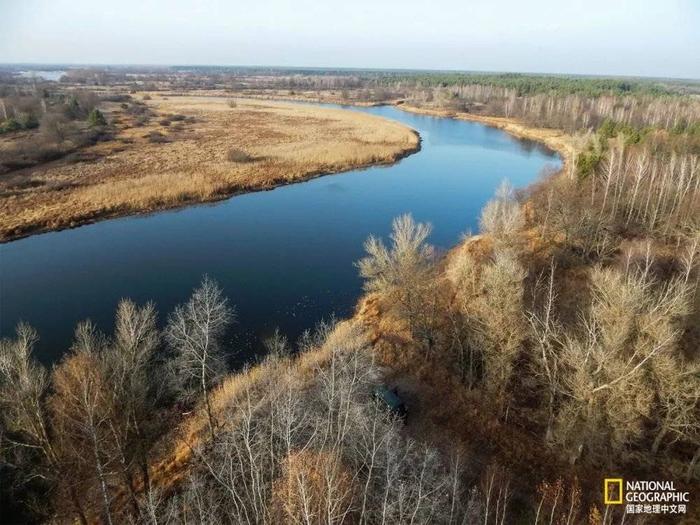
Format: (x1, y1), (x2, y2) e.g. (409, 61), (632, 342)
(0, 95), (418, 240)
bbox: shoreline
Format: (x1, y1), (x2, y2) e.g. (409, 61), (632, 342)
(393, 103), (575, 171)
(0, 100), (421, 243)
(2, 98), (574, 244)
(1, 133), (421, 243)
(215, 94), (575, 169)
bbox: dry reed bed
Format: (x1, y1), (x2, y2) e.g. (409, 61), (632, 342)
(0, 97), (419, 241)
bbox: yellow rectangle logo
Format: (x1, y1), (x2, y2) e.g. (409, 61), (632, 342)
(604, 478), (624, 504)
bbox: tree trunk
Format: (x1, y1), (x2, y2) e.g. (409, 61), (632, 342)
(92, 432), (113, 525)
(545, 390), (555, 444)
(140, 455), (151, 497)
(651, 427), (667, 455)
(685, 446), (700, 483)
(133, 420), (151, 497)
(202, 371), (216, 440)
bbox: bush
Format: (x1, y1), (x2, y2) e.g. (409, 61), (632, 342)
(87, 109), (107, 127)
(63, 97), (82, 119)
(0, 118), (21, 133)
(575, 150), (602, 179)
(597, 118), (617, 140)
(18, 112), (39, 130)
(227, 99), (237, 108)
(100, 94), (131, 103)
(142, 94), (152, 101)
(159, 118), (171, 127)
(147, 131), (169, 143)
(226, 148), (253, 162)
(40, 113), (71, 143)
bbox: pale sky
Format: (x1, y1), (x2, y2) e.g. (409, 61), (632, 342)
(1, 0), (698, 78)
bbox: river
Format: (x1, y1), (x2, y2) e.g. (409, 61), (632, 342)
(0, 104), (560, 364)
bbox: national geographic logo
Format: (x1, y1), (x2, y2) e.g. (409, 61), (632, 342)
(604, 478), (690, 516)
(604, 478), (624, 505)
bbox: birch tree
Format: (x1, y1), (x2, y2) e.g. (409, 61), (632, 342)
(105, 299), (161, 510)
(165, 276), (234, 439)
(357, 214), (437, 350)
(480, 180), (524, 246)
(50, 321), (115, 525)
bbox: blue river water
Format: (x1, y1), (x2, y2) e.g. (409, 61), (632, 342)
(0, 104), (560, 364)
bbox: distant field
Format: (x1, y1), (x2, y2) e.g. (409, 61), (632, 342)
(0, 96), (419, 240)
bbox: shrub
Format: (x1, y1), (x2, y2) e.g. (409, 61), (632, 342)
(575, 150), (602, 179)
(479, 180), (524, 244)
(63, 97), (82, 119)
(147, 131), (169, 143)
(0, 118), (21, 133)
(227, 99), (237, 108)
(18, 112), (39, 130)
(159, 118), (171, 127)
(126, 102), (149, 116)
(40, 113), (71, 143)
(87, 109), (107, 127)
(226, 148), (253, 162)
(100, 94), (131, 103)
(142, 94), (152, 101)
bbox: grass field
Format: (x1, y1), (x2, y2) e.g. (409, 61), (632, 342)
(0, 96), (419, 241)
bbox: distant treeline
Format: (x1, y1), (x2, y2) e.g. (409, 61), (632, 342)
(385, 72), (681, 97)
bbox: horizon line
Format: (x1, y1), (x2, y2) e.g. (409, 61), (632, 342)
(2, 62), (699, 83)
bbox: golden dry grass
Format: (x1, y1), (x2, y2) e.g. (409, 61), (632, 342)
(0, 96), (419, 240)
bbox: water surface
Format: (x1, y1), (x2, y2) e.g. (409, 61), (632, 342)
(0, 104), (560, 364)
(17, 70), (67, 82)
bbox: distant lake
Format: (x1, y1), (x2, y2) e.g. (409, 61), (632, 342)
(17, 70), (66, 82)
(0, 104), (560, 365)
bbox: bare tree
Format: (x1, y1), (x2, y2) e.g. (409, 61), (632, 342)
(165, 276), (235, 439)
(0, 323), (91, 524)
(50, 321), (115, 525)
(357, 214), (437, 350)
(0, 324), (51, 465)
(104, 299), (161, 513)
(161, 320), (473, 524)
(553, 263), (694, 464)
(446, 247), (482, 387)
(263, 328), (291, 359)
(479, 180), (524, 246)
(527, 260), (564, 442)
(480, 464), (511, 525)
(472, 249), (527, 412)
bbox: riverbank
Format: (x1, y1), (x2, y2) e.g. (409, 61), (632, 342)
(393, 103), (576, 171)
(0, 97), (419, 242)
(213, 93), (577, 169)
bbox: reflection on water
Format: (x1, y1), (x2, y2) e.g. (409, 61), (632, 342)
(0, 104), (560, 365)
